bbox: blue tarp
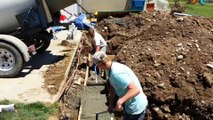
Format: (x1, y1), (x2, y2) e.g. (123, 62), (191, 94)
(74, 14), (92, 30)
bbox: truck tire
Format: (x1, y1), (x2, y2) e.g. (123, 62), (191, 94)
(34, 32), (51, 53)
(0, 42), (24, 78)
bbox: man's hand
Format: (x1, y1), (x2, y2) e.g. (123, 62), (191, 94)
(116, 99), (124, 111)
(96, 45), (100, 52)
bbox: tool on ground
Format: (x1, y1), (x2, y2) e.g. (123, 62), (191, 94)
(95, 110), (114, 120)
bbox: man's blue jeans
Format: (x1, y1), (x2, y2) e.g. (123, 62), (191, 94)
(123, 109), (146, 120)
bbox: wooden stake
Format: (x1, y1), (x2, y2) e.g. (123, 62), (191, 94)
(84, 54), (89, 87)
(78, 104), (82, 120)
(88, 53), (93, 67)
(111, 116), (114, 120)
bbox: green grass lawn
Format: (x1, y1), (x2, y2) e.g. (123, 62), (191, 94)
(185, 3), (213, 17)
(0, 100), (59, 120)
(169, 0), (213, 18)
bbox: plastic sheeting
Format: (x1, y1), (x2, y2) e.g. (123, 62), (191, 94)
(154, 0), (170, 11)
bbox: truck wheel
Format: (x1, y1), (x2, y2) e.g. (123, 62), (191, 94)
(34, 33), (51, 53)
(0, 42), (24, 78)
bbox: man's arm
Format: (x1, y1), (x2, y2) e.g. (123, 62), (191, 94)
(116, 81), (140, 111)
(96, 45), (100, 52)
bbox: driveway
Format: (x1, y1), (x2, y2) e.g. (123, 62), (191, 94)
(0, 30), (81, 103)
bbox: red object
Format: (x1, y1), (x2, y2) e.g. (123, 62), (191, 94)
(146, 3), (155, 12)
(60, 15), (67, 21)
(192, 0), (197, 4)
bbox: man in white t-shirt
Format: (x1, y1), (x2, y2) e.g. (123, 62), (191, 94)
(88, 27), (107, 53)
(88, 27), (109, 93)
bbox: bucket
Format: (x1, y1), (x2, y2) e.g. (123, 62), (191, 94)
(131, 0), (145, 11)
(146, 3), (155, 12)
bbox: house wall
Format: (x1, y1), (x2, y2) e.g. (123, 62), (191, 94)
(77, 0), (131, 13)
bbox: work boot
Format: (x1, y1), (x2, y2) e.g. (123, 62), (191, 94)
(100, 87), (108, 94)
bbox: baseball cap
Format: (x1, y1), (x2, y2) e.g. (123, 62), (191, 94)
(92, 51), (115, 64)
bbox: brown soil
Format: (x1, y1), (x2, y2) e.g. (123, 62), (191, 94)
(44, 40), (77, 95)
(96, 11), (213, 119)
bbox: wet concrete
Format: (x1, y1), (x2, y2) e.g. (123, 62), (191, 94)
(80, 86), (113, 120)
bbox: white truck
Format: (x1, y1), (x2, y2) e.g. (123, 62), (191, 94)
(0, 0), (75, 77)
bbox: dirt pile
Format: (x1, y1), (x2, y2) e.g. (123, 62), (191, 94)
(44, 41), (76, 94)
(96, 11), (213, 119)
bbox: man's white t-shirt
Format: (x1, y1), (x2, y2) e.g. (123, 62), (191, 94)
(94, 31), (107, 47)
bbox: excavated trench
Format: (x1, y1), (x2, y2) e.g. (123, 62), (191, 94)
(57, 33), (116, 120)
